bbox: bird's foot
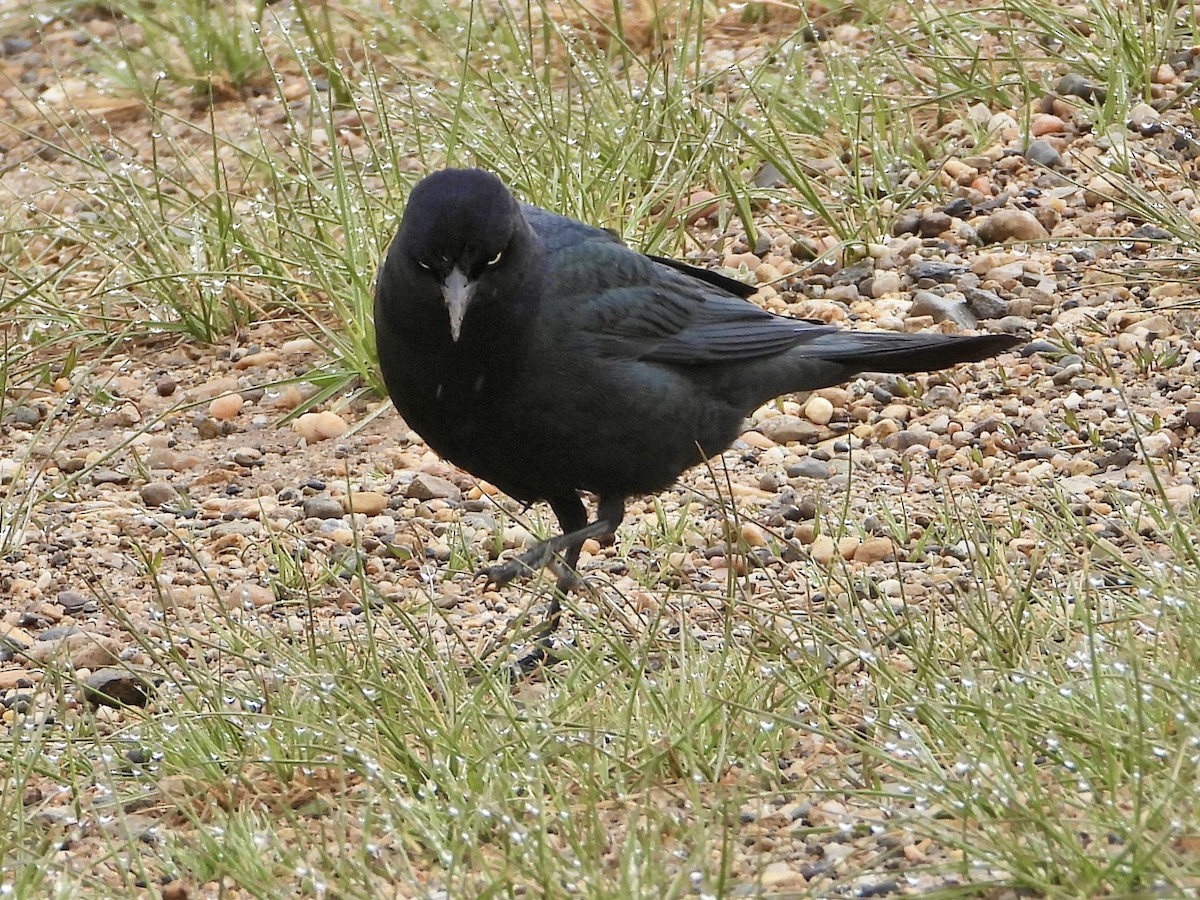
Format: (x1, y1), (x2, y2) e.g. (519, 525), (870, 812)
(480, 544), (585, 591)
(480, 540), (555, 587)
(508, 636), (571, 680)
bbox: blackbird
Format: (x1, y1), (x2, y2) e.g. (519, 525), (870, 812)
(375, 168), (1023, 671)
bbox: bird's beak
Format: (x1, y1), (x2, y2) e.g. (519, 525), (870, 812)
(442, 267), (476, 342)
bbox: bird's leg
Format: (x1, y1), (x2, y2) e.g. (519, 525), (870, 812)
(504, 495), (625, 677)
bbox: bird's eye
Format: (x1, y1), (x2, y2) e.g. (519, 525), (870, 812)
(415, 260), (433, 271)
(486, 250), (504, 267)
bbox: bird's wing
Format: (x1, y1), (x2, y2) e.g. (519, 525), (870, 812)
(528, 217), (835, 363)
(606, 282), (837, 363)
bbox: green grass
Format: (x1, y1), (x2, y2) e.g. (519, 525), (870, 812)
(2, 0), (1200, 895)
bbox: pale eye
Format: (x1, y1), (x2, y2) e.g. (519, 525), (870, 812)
(486, 250), (503, 267)
(415, 259), (432, 271)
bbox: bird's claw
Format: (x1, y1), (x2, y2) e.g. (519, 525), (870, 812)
(479, 539), (558, 586)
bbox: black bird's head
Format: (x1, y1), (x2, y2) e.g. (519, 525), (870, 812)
(387, 168), (535, 343)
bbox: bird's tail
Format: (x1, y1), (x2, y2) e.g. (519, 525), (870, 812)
(808, 331), (1025, 373)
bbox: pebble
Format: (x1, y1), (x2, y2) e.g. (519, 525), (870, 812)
(11, 406), (40, 427)
(84, 668), (155, 708)
(231, 446), (264, 467)
(343, 491), (388, 515)
(808, 534), (836, 564)
(407, 473), (462, 502)
(760, 861), (803, 888)
(975, 209), (1050, 244)
(909, 291), (976, 329)
(0, 669), (39, 690)
(854, 537), (895, 564)
(156, 376), (177, 397)
(302, 496), (345, 520)
(91, 468), (131, 486)
(868, 271), (901, 297)
(24, 632), (121, 669)
(1083, 175), (1112, 206)
(1030, 114), (1067, 136)
(192, 376), (240, 400)
(292, 411), (349, 441)
(762, 416), (820, 444)
(787, 457), (830, 480)
(208, 393), (244, 420)
(804, 396), (834, 426)
(908, 260), (963, 283)
(962, 287), (1009, 320)
(1024, 139), (1062, 168)
(739, 430), (776, 450)
(139, 482), (179, 507)
(55, 591), (92, 613)
(1057, 73), (1104, 102)
(882, 430), (932, 451)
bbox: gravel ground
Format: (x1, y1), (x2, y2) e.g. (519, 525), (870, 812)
(3, 3), (1200, 896)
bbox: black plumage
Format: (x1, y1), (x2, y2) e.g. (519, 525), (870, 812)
(375, 168), (1023, 670)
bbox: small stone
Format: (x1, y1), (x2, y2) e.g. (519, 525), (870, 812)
(762, 415), (820, 444)
(752, 161), (787, 188)
(809, 535), (836, 564)
(1128, 102), (1160, 130)
(84, 668), (155, 708)
(1024, 139), (1062, 168)
(194, 416), (226, 439)
(231, 446), (264, 467)
(739, 430), (776, 450)
(1057, 73), (1103, 102)
(837, 537), (861, 560)
(25, 632), (121, 669)
(682, 190), (719, 224)
(868, 271), (902, 297)
(55, 591), (92, 612)
(156, 376), (177, 397)
(1031, 114), (1067, 136)
(139, 482), (179, 507)
(225, 582), (275, 608)
(963, 286), (1009, 320)
(882, 430), (932, 451)
(975, 208), (1050, 244)
(909, 291), (977, 329)
(91, 468), (131, 486)
(11, 406), (40, 427)
(343, 491), (388, 515)
(208, 393), (244, 421)
(407, 473), (462, 502)
(908, 260), (964, 283)
(740, 523), (768, 547)
(1152, 63), (1176, 85)
(787, 457), (831, 480)
(281, 337), (319, 354)
(855, 537), (895, 563)
(804, 396), (834, 426)
(0, 669), (39, 690)
(302, 496), (345, 520)
(760, 861), (802, 888)
(292, 411), (349, 441)
(917, 211), (953, 237)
